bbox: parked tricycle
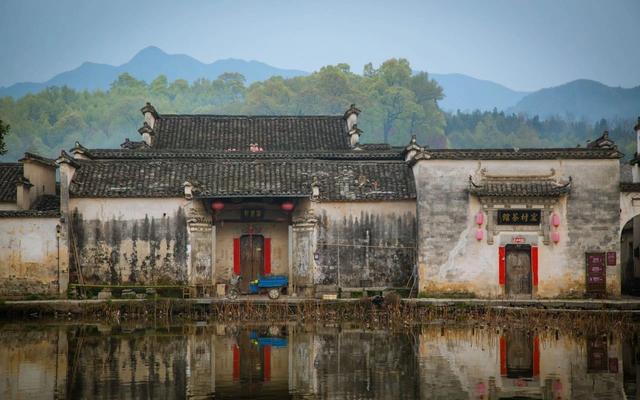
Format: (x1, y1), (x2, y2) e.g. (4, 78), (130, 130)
(249, 275), (288, 299)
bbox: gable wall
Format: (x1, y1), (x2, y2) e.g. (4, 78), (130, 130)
(413, 158), (620, 298)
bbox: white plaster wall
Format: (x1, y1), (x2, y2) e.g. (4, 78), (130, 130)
(0, 217), (61, 296)
(414, 158), (620, 298)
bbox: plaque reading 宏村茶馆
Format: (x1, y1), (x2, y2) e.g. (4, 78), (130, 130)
(497, 209), (541, 225)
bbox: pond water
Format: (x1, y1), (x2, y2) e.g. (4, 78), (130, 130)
(0, 320), (636, 399)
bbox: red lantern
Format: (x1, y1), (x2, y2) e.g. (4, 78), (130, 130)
(551, 231), (560, 244)
(475, 228), (484, 241)
(281, 201), (295, 212)
(475, 211), (484, 226)
(551, 213), (561, 227)
(211, 200), (225, 211)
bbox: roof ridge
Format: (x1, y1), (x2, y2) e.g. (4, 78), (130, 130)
(159, 114), (345, 118)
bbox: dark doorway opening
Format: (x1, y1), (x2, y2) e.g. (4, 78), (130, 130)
(621, 217), (640, 296)
(505, 244), (532, 298)
(240, 235), (264, 293)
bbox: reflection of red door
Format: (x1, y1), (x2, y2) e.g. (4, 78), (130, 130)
(587, 336), (608, 373)
(586, 253), (606, 297)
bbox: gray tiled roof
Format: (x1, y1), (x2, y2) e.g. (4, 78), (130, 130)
(621, 182), (640, 192)
(0, 209), (60, 218)
(0, 163), (21, 202)
(69, 159), (415, 201)
(0, 194), (60, 218)
(469, 180), (572, 198)
(152, 115), (351, 151)
(31, 194), (60, 211)
(412, 147), (622, 162)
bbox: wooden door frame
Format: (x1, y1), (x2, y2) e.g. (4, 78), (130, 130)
(504, 244), (533, 298)
(239, 234), (264, 292)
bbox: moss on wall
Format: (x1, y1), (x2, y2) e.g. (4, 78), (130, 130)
(71, 207), (188, 285)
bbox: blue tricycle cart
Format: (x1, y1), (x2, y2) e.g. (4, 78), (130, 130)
(249, 275), (288, 299)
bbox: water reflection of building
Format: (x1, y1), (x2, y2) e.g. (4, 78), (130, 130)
(0, 325), (67, 399)
(417, 326), (627, 399)
(0, 323), (636, 399)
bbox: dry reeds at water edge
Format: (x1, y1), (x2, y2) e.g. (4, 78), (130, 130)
(2, 297), (636, 335)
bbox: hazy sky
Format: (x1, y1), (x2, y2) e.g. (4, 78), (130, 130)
(0, 0), (638, 91)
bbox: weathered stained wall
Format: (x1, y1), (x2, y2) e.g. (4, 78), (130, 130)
(68, 198), (189, 285)
(311, 201), (416, 288)
(0, 217), (63, 297)
(413, 159), (621, 298)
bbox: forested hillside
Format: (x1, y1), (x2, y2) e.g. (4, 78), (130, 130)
(0, 58), (635, 162)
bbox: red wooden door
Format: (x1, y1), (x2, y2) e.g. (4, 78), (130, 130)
(586, 253), (606, 297)
(240, 235), (264, 292)
(505, 244), (532, 297)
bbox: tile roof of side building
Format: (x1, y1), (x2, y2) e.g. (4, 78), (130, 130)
(151, 114), (352, 151)
(0, 163), (22, 202)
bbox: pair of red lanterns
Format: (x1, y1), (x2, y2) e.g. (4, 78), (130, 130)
(210, 200), (295, 212)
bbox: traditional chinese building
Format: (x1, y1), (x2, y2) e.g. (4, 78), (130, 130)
(55, 104), (417, 298)
(1, 102), (639, 299)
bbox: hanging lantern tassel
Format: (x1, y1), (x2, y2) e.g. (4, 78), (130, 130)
(475, 228), (484, 241)
(475, 211), (484, 226)
(551, 213), (561, 227)
(551, 231), (560, 244)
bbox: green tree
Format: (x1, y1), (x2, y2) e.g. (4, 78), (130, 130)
(0, 119), (9, 155)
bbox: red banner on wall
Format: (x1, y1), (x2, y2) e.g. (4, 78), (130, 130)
(264, 238), (271, 274)
(233, 238), (240, 275)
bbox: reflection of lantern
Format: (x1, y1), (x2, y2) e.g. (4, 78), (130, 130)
(475, 212), (484, 226)
(551, 213), (561, 227)
(551, 231), (560, 243)
(281, 201), (295, 212)
(211, 200), (225, 211)
(476, 228), (484, 241)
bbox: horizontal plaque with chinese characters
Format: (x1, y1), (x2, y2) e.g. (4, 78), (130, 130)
(497, 209), (541, 225)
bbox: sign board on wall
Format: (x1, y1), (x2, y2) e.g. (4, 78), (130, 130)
(606, 252), (616, 266)
(497, 209), (542, 225)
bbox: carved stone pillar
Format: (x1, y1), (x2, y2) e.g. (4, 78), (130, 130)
(186, 203), (213, 288)
(291, 210), (318, 297)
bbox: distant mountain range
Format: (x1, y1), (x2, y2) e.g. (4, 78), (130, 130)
(508, 79), (640, 121)
(1, 46), (638, 122)
(0, 46), (308, 98)
(430, 73), (529, 112)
